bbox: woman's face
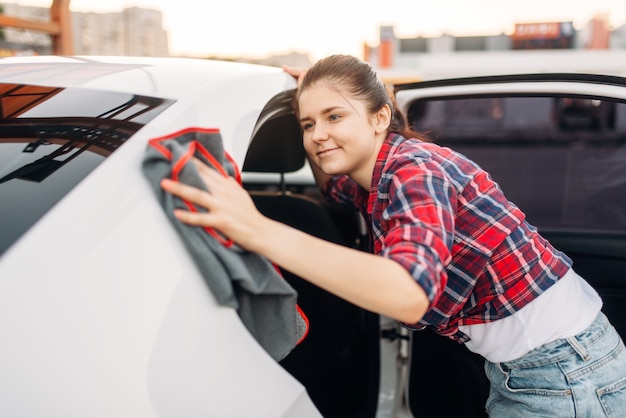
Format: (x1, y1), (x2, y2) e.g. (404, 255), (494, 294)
(298, 82), (388, 186)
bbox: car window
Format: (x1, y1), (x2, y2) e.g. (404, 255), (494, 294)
(406, 95), (626, 233)
(0, 83), (174, 257)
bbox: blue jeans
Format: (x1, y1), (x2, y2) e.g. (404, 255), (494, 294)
(485, 311), (626, 417)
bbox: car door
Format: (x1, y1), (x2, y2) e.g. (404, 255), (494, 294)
(392, 74), (626, 418)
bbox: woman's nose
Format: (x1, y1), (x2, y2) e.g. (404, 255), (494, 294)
(311, 123), (328, 142)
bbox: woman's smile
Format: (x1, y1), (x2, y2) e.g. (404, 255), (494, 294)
(316, 147), (340, 157)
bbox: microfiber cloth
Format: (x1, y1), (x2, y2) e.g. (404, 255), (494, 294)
(141, 127), (308, 361)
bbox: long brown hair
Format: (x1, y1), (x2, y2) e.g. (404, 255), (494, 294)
(296, 54), (429, 141)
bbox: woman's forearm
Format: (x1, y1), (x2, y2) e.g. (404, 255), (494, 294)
(250, 216), (430, 324)
(160, 171), (428, 323)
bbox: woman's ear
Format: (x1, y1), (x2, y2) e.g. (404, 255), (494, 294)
(374, 104), (392, 133)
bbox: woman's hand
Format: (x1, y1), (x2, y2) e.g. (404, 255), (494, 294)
(282, 65), (307, 90)
(160, 158), (268, 252)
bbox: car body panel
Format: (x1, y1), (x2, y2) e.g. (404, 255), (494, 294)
(0, 56), (321, 417)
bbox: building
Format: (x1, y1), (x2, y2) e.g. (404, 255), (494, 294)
(366, 15), (626, 81)
(0, 3), (310, 67)
(0, 3), (52, 55)
(0, 3), (168, 57)
(72, 7), (168, 57)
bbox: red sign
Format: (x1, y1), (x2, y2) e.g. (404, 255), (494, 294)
(513, 22), (561, 39)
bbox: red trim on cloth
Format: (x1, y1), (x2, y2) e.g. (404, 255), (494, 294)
(152, 126), (221, 140)
(296, 304), (310, 344)
(147, 138), (172, 160)
(148, 127), (238, 248)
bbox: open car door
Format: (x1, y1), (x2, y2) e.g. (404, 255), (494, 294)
(392, 73), (626, 417)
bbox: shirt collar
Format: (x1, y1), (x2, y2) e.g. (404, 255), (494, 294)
(356, 133), (403, 213)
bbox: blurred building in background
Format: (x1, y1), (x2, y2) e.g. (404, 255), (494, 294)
(0, 3), (168, 57)
(1, 3), (624, 75)
(0, 2), (310, 67)
(73, 7), (168, 56)
(0, 3), (52, 55)
(230, 51), (311, 70)
(366, 15), (626, 81)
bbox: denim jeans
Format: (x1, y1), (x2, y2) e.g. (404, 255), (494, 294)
(484, 311), (626, 417)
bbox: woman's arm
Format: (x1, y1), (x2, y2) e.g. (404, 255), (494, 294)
(255, 217), (429, 323)
(160, 162), (429, 324)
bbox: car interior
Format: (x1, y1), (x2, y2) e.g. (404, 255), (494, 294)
(240, 89), (626, 418)
(241, 92), (381, 418)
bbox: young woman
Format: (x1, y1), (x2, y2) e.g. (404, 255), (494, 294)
(161, 54), (626, 416)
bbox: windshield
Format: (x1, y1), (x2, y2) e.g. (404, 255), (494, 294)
(0, 83), (174, 257)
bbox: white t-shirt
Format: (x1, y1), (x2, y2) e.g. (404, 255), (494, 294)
(459, 268), (603, 363)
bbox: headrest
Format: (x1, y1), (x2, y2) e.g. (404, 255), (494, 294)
(242, 113), (305, 174)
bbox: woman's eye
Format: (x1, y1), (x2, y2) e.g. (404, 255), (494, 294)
(302, 122), (313, 131)
(329, 114), (341, 122)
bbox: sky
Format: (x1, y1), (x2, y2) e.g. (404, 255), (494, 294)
(12, 0), (626, 61)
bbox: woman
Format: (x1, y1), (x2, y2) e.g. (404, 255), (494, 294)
(161, 54), (626, 416)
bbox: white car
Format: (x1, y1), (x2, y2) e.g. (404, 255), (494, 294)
(0, 55), (625, 418)
(0, 55), (323, 418)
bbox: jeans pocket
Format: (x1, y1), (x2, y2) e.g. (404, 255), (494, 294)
(504, 364), (572, 396)
(485, 360), (573, 417)
(597, 374), (626, 417)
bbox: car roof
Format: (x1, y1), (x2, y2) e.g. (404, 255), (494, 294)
(0, 55), (281, 99)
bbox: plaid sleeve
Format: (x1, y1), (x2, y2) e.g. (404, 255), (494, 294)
(378, 156), (456, 306)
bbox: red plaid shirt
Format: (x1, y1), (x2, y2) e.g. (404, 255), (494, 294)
(322, 133), (571, 343)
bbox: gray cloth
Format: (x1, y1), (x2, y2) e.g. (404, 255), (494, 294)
(141, 128), (307, 361)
